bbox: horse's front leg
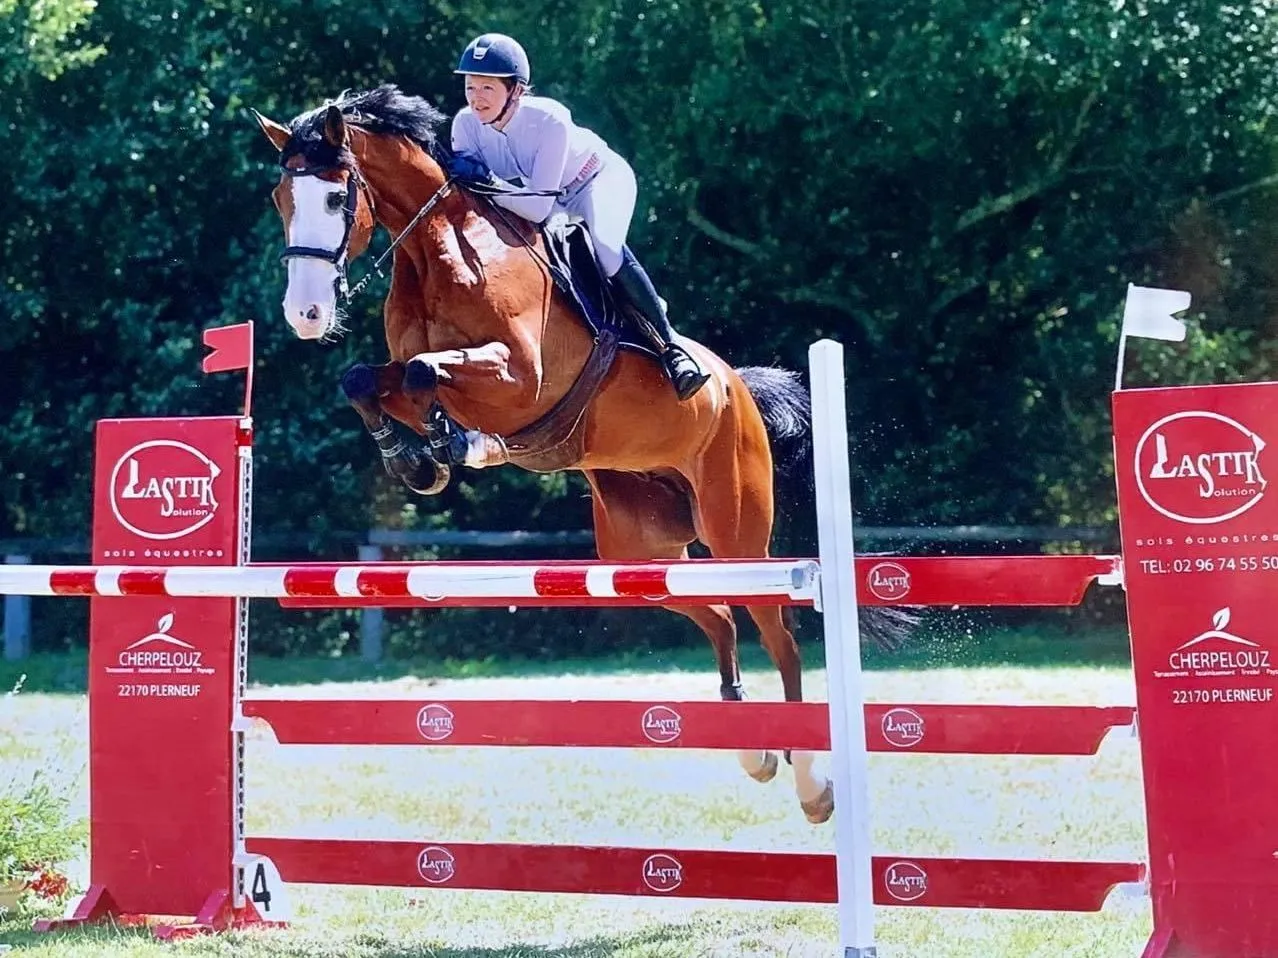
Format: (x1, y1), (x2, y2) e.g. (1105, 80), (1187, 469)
(402, 342), (533, 469)
(340, 361), (450, 495)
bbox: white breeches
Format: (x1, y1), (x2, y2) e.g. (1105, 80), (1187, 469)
(555, 153), (637, 277)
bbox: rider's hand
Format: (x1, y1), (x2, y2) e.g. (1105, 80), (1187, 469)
(446, 152), (493, 184)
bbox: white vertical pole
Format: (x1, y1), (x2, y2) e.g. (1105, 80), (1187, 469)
(808, 339), (877, 957)
(233, 421), (254, 911)
(1114, 330), (1129, 393)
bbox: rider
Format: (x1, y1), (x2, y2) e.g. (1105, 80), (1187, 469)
(447, 33), (710, 402)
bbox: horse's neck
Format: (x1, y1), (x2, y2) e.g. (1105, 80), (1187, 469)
(357, 138), (447, 238)
(356, 138), (483, 348)
(356, 135), (595, 423)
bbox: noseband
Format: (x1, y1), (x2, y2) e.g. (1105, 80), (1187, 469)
(278, 160), (365, 300)
(277, 152), (458, 303)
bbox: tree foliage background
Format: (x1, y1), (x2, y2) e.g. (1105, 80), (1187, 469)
(4, 0), (1278, 656)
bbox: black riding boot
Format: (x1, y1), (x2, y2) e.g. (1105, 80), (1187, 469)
(611, 247), (710, 401)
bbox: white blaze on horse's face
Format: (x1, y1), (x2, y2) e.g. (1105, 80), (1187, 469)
(281, 176), (348, 340)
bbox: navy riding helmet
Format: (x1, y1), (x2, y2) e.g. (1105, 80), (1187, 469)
(455, 33), (531, 86)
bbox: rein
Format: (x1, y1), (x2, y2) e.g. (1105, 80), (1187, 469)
(277, 156), (456, 303)
(345, 177), (455, 299)
(277, 145), (566, 303)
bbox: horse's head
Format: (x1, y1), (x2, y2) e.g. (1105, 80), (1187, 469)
(254, 104), (376, 341)
(254, 87), (453, 342)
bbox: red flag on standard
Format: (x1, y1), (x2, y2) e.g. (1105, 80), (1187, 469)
(202, 322), (253, 374)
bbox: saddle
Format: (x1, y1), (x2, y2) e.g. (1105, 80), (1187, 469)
(537, 216), (661, 360)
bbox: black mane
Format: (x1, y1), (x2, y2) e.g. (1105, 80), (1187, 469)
(282, 83), (450, 170)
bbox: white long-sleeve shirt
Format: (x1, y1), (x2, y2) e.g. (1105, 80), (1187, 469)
(450, 96), (611, 223)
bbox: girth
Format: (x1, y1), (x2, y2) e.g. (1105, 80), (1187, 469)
(497, 321), (623, 473)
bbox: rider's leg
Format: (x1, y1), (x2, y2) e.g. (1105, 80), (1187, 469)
(573, 160), (709, 401)
(611, 247), (710, 400)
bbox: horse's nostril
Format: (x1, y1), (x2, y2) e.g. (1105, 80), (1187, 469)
(306, 306), (320, 322)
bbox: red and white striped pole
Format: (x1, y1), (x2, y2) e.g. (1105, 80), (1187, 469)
(0, 559), (820, 604)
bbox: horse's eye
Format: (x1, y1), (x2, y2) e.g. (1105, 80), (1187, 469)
(326, 190), (346, 212)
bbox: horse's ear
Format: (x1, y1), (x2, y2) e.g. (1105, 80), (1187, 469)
(251, 108), (290, 152)
(323, 105), (347, 148)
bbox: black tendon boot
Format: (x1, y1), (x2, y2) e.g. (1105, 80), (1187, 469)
(611, 247), (710, 401)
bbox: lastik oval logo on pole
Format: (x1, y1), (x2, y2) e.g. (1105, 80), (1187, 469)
(108, 440), (222, 540)
(883, 861), (929, 902)
(880, 707), (925, 748)
(415, 704), (455, 742)
(1133, 411), (1267, 525)
(641, 853), (683, 893)
(416, 846), (456, 884)
(640, 705), (682, 744)
(866, 561), (911, 601)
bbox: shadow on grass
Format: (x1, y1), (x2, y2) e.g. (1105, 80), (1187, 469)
(0, 916), (749, 957)
(0, 613), (1133, 697)
(281, 924), (738, 958)
(0, 914), (157, 952)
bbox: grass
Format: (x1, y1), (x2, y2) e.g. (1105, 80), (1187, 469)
(0, 627), (1150, 957)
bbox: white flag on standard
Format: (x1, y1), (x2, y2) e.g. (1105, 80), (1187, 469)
(1121, 284), (1189, 342)
(1114, 283), (1191, 391)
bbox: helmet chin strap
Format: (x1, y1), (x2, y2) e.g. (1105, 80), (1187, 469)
(484, 83), (523, 127)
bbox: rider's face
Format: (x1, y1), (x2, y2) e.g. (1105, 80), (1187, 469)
(465, 75), (516, 124)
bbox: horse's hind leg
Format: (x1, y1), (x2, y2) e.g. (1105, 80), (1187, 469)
(584, 469), (779, 785)
(687, 408), (834, 824)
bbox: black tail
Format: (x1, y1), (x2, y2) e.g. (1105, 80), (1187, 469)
(738, 364), (919, 653)
(736, 366), (813, 494)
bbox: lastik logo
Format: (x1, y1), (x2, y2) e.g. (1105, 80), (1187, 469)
(416, 703), (455, 742)
(640, 705), (682, 744)
(109, 440), (221, 540)
(416, 846), (456, 884)
(1166, 607), (1270, 674)
(641, 853), (683, 893)
(1134, 411), (1267, 524)
(881, 707), (925, 748)
(866, 561), (910, 601)
(113, 613), (206, 672)
(883, 861), (928, 902)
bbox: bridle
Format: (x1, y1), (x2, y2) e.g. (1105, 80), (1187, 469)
(275, 128), (562, 305)
(277, 151), (457, 302)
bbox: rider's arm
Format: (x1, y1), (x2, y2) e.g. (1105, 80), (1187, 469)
(490, 112), (567, 224)
(450, 110), (482, 159)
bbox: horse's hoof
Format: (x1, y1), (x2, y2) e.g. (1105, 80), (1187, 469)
(748, 751), (779, 784)
(404, 460), (450, 496)
(800, 780), (835, 825)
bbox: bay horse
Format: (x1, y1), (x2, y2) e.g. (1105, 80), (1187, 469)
(252, 84), (911, 824)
